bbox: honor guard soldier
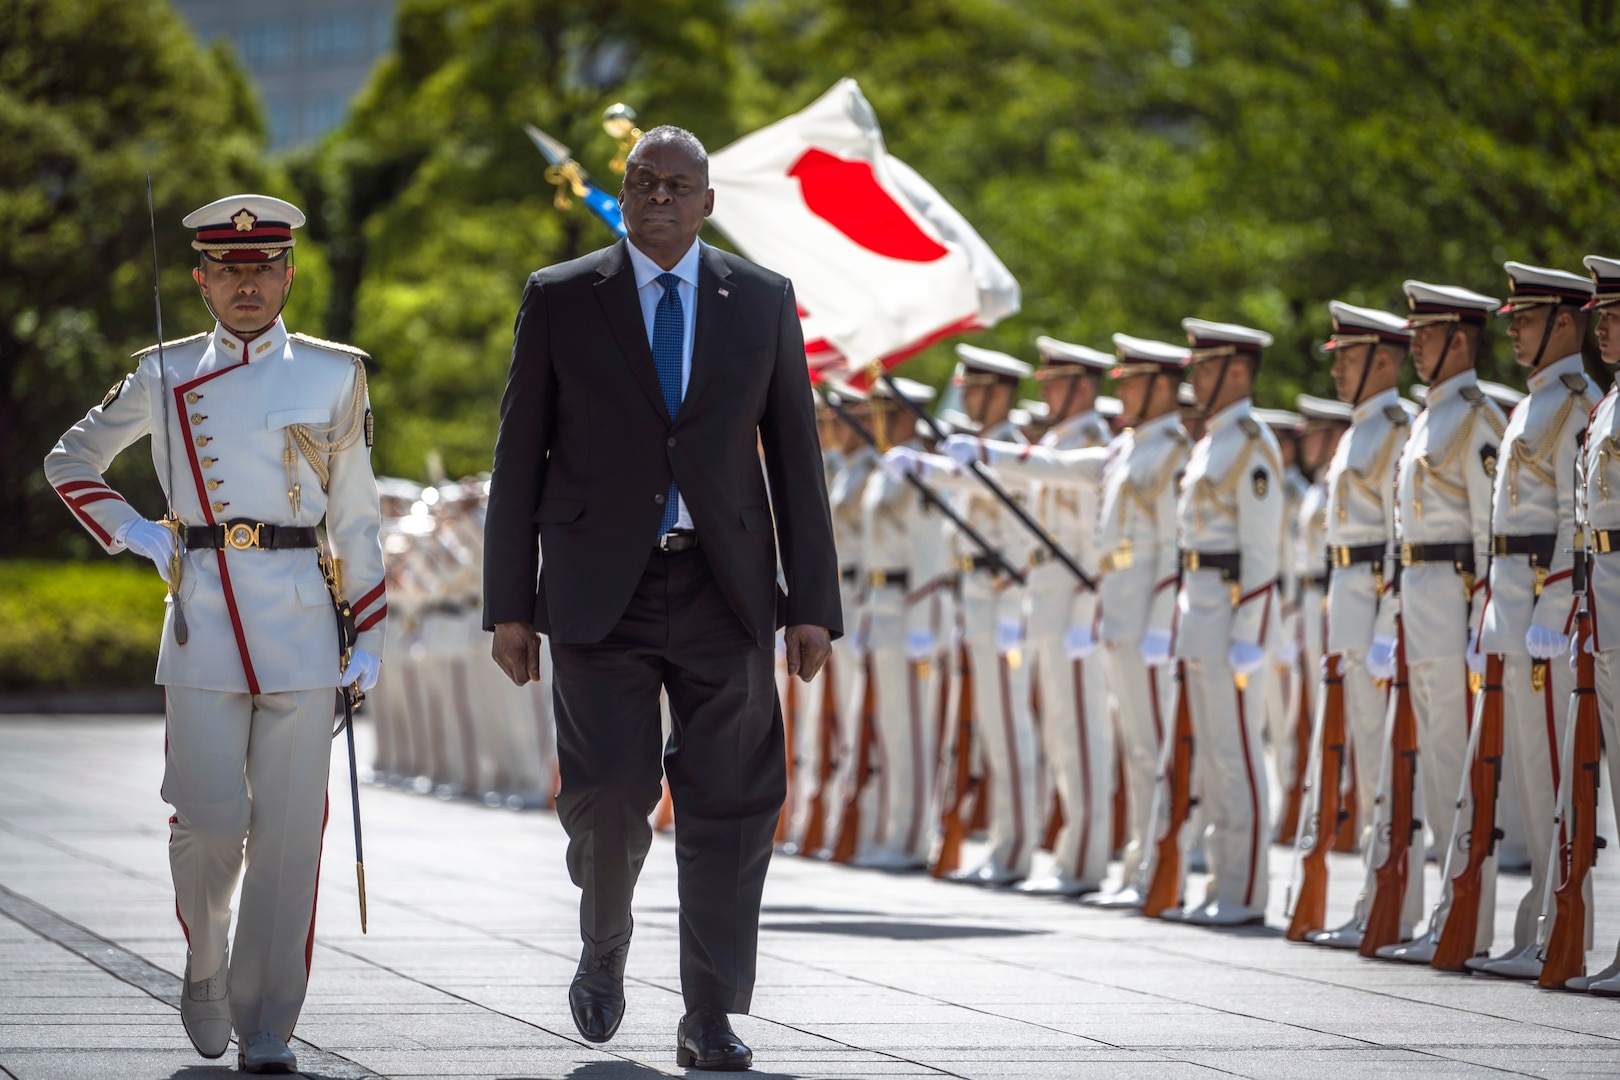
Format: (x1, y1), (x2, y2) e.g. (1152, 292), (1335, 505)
(1467, 261), (1599, 979)
(1081, 335), (1192, 909)
(942, 337), (1114, 894)
(1169, 319), (1283, 926)
(858, 377), (947, 869)
(1307, 302), (1416, 949)
(1373, 282), (1508, 963)
(44, 195), (386, 1073)
(888, 344), (1040, 883)
(1569, 254), (1620, 994)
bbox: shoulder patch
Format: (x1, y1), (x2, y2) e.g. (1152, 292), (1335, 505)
(1252, 467), (1269, 498)
(1562, 373), (1589, 394)
(1480, 443), (1498, 477)
(1384, 405), (1410, 426)
(289, 331), (371, 362)
(364, 408), (374, 448)
(100, 374), (130, 409)
(1459, 384), (1485, 404)
(1238, 417), (1261, 438)
(131, 331), (208, 360)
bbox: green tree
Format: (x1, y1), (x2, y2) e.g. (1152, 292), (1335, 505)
(0, 0), (281, 557)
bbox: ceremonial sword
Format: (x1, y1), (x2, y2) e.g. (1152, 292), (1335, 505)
(146, 174), (187, 644)
(322, 554), (370, 933)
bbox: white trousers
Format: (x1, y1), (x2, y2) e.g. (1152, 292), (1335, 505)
(1340, 649), (1384, 851)
(1031, 634), (1112, 883)
(1593, 649), (1620, 966)
(1104, 643), (1173, 889)
(1407, 656), (1472, 931)
(164, 685), (334, 1041)
(962, 584), (1038, 878)
(1183, 657), (1270, 909)
(1496, 653), (1574, 950)
(866, 642), (938, 863)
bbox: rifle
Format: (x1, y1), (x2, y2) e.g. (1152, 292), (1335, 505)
(1431, 652), (1506, 971)
(1277, 649), (1314, 844)
(930, 641), (976, 877)
(1286, 653), (1348, 941)
(1141, 661), (1194, 918)
(829, 656), (878, 863)
(1360, 621), (1421, 956)
(797, 656), (838, 857)
(145, 175), (188, 645)
(320, 553), (369, 933)
(1537, 527), (1604, 987)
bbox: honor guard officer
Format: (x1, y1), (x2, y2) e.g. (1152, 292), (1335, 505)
(1375, 282), (1508, 964)
(44, 195), (386, 1073)
(858, 377), (947, 869)
(1082, 334), (1192, 909)
(1307, 302), (1416, 949)
(942, 337), (1115, 895)
(889, 344), (1040, 883)
(1170, 318), (1283, 926)
(1569, 255), (1620, 994)
(1468, 261), (1599, 979)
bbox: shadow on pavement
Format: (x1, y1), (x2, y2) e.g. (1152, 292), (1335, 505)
(761, 919), (1046, 940)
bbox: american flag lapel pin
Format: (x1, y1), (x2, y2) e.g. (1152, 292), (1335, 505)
(718, 287), (730, 298)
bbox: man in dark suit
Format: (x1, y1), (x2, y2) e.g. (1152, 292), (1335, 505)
(484, 125), (841, 1071)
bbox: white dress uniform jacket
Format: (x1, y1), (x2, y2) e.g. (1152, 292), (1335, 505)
(1586, 378), (1620, 650)
(1324, 389), (1410, 654)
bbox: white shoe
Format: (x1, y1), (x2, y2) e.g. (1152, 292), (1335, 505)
(1468, 943), (1541, 980)
(1307, 918), (1363, 950)
(1015, 873), (1100, 897)
(1081, 885), (1144, 910)
(855, 849), (927, 872)
(1179, 900), (1266, 927)
(1376, 930), (1438, 964)
(180, 949), (231, 1059)
(1568, 960), (1620, 994)
(948, 862), (1023, 887)
(237, 1031), (297, 1074)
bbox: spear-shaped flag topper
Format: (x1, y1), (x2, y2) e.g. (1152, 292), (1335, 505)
(525, 124), (627, 237)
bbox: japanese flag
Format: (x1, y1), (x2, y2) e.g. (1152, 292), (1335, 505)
(708, 78), (1020, 379)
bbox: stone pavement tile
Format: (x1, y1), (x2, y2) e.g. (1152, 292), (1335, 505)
(0, 1049), (242, 1080)
(1176, 1047), (1513, 1078)
(915, 1057), (1227, 1079)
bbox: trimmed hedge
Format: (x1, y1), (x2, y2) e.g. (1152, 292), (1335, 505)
(0, 559), (165, 691)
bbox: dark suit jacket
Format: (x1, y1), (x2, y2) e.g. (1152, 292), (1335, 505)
(483, 239), (843, 649)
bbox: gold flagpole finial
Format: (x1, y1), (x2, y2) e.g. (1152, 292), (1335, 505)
(603, 103), (643, 174)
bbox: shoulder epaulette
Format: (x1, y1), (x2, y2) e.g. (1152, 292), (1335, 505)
(1237, 417), (1261, 438)
(1562, 373), (1590, 394)
(131, 331), (208, 359)
(1459, 384), (1485, 404)
(1383, 404), (1410, 426)
(290, 331), (371, 362)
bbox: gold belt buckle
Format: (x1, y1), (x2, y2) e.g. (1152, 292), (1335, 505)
(1331, 546), (1350, 569)
(1112, 540), (1134, 571)
(869, 568), (888, 588)
(1400, 543), (1414, 567)
(225, 522), (261, 550)
(1184, 550), (1200, 571)
(1599, 530), (1613, 555)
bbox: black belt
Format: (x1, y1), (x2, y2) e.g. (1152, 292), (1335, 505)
(1181, 549), (1241, 580)
(1328, 543), (1384, 570)
(840, 564), (859, 583)
(1400, 542), (1476, 573)
(968, 554), (1005, 575)
(1298, 573), (1327, 592)
(185, 520), (318, 551)
(868, 568), (910, 588)
(658, 529), (699, 553)
(1492, 533), (1556, 566)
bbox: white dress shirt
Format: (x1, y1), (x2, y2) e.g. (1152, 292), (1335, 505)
(627, 237), (701, 530)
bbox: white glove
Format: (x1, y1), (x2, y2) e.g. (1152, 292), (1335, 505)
(1276, 638), (1301, 665)
(117, 518), (177, 585)
(1526, 624), (1569, 661)
(1228, 641), (1265, 676)
(905, 628), (936, 661)
(940, 433), (983, 468)
(1064, 623), (1097, 660)
(1366, 635), (1398, 681)
(1465, 630), (1486, 674)
(995, 618), (1024, 656)
(1140, 628), (1173, 667)
(882, 445), (924, 479)
(340, 648), (382, 693)
(849, 622), (869, 660)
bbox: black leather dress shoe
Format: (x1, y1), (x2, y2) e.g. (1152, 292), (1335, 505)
(675, 1006), (753, 1070)
(568, 941), (628, 1043)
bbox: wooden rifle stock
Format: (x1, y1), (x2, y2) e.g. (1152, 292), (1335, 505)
(930, 642), (975, 877)
(830, 657), (878, 863)
(1141, 661), (1194, 918)
(1287, 654), (1348, 941)
(798, 656), (838, 856)
(1432, 652), (1505, 971)
(1277, 650), (1314, 844)
(1361, 623), (1420, 956)
(1539, 618), (1603, 986)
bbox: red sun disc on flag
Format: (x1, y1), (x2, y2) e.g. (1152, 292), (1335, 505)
(787, 148), (950, 263)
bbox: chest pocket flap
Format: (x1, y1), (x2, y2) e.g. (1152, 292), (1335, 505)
(267, 408), (331, 431)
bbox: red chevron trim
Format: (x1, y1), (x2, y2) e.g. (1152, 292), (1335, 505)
(56, 480), (111, 496)
(352, 581), (386, 619)
(355, 604), (388, 634)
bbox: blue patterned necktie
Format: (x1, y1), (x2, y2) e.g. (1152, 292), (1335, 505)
(653, 272), (684, 535)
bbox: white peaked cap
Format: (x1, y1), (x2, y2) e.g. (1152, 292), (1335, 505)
(1402, 280), (1501, 326)
(1583, 255), (1620, 310)
(1182, 318), (1274, 353)
(1112, 333), (1191, 367)
(1035, 335), (1113, 370)
(1499, 260), (1593, 313)
(955, 343), (1034, 380)
(1324, 300), (1412, 346)
(1252, 407), (1304, 433)
(1479, 380), (1525, 409)
(1295, 393), (1353, 423)
(869, 375), (937, 403)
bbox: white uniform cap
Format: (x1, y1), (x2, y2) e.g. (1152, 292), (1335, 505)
(1402, 280), (1500, 327)
(1583, 255), (1620, 310)
(1479, 380), (1525, 410)
(1035, 335), (1113, 370)
(1110, 333), (1190, 377)
(1181, 318), (1274, 358)
(869, 375), (936, 403)
(822, 376), (868, 404)
(1499, 260), (1593, 313)
(1095, 395), (1124, 419)
(1295, 393), (1353, 423)
(183, 194), (305, 260)
(955, 343), (1034, 381)
(1252, 407), (1304, 435)
(1322, 300), (1412, 349)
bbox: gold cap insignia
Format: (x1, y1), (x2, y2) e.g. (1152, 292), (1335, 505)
(231, 208), (258, 232)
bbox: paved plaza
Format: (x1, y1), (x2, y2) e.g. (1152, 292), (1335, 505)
(4, 715), (1620, 1079)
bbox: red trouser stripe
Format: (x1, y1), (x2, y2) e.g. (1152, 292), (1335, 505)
(998, 654), (1025, 862)
(1072, 657), (1093, 876)
(1234, 680), (1262, 908)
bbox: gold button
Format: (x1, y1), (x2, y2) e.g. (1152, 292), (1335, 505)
(201, 457), (215, 468)
(212, 501), (226, 513)
(194, 435), (209, 447)
(190, 413), (205, 425)
(206, 479), (220, 490)
(186, 392), (200, 404)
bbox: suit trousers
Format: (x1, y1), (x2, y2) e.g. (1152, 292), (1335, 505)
(548, 546), (785, 1013)
(163, 685), (333, 1041)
